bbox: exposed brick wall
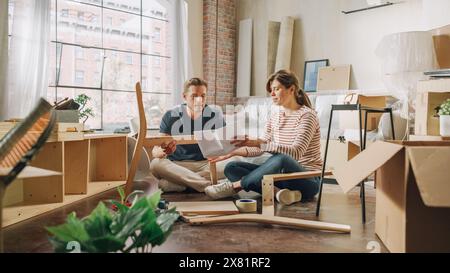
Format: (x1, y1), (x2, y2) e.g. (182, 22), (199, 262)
(203, 0), (236, 108)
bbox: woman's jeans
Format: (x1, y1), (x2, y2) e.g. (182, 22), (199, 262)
(224, 154), (320, 201)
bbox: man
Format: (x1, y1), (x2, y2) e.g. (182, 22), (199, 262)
(150, 77), (236, 193)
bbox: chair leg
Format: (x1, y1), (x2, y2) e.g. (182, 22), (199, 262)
(389, 109), (396, 140)
(316, 108), (334, 217)
(358, 107), (367, 224)
(361, 181), (366, 224)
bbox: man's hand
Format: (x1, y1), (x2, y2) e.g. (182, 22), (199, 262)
(161, 140), (177, 155)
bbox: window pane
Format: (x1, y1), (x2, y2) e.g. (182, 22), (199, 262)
(47, 87), (57, 105)
(142, 1), (169, 20)
(103, 91), (138, 131)
(103, 50), (140, 91)
(142, 17), (170, 56)
(103, 9), (140, 53)
(141, 55), (172, 93)
(57, 0), (102, 47)
(58, 44), (103, 88)
(48, 42), (60, 86)
(144, 93), (172, 129)
(56, 88), (102, 129)
(103, 0), (141, 15)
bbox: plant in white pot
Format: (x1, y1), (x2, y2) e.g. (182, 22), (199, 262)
(438, 99), (450, 137)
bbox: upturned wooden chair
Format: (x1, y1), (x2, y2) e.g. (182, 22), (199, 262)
(0, 99), (56, 252)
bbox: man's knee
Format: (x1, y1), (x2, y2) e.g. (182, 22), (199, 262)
(149, 158), (169, 175)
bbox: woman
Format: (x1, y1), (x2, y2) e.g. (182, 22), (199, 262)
(205, 70), (323, 205)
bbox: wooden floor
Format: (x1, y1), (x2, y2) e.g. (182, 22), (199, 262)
(3, 181), (388, 253)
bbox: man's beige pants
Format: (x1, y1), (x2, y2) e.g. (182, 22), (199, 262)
(149, 156), (243, 192)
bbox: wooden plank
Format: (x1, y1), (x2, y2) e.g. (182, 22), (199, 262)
(84, 133), (127, 140)
(0, 166), (61, 179)
(169, 201), (239, 216)
(262, 177), (274, 216)
(409, 135), (450, 141)
(264, 170), (332, 182)
(209, 162), (217, 185)
(3, 181), (126, 227)
(144, 135), (197, 148)
(188, 214), (351, 233)
(90, 137), (127, 182)
(64, 140), (89, 194)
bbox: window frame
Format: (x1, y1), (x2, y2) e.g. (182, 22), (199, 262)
(49, 0), (174, 130)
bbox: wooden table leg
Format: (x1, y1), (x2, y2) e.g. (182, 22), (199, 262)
(262, 177), (274, 216)
(209, 162), (218, 185)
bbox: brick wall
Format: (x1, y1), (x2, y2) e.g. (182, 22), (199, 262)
(203, 0), (236, 108)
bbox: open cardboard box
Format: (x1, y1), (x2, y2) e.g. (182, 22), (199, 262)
(334, 141), (450, 253)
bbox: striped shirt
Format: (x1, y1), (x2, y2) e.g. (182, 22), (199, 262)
(247, 106), (323, 171)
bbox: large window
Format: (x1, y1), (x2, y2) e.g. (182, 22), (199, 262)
(47, 0), (174, 130)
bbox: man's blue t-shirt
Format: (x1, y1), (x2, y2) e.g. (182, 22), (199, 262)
(160, 104), (225, 161)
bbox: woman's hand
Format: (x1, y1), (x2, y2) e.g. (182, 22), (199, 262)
(231, 135), (265, 148)
(208, 153), (234, 164)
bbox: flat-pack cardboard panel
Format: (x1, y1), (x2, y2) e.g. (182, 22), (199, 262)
(320, 140), (348, 171)
(431, 24), (450, 69)
(433, 35), (450, 69)
(334, 141), (404, 193)
(405, 163), (450, 253)
(317, 65), (351, 91)
(375, 149), (407, 253)
(407, 147), (450, 207)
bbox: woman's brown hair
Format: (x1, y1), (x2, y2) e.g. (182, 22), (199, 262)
(266, 70), (312, 109)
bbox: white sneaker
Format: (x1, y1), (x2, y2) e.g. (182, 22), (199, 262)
(158, 179), (186, 193)
(205, 181), (236, 200)
(275, 189), (302, 206)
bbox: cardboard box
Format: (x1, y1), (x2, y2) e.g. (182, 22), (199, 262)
(334, 141), (450, 253)
(339, 94), (389, 131)
(415, 79), (450, 136)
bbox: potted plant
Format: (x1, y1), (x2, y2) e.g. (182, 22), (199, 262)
(74, 94), (94, 130)
(46, 188), (179, 253)
(438, 98), (450, 137)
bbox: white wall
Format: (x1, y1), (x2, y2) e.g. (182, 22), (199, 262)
(236, 0), (450, 96)
(186, 0), (203, 78)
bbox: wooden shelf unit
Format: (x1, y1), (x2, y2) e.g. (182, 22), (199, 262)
(3, 134), (128, 227)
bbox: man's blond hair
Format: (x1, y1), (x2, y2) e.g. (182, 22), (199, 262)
(183, 78), (208, 95)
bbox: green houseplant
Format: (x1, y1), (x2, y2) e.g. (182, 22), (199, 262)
(74, 94), (94, 125)
(46, 188), (179, 253)
(438, 98), (450, 137)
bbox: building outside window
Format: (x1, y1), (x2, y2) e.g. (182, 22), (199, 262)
(43, 0), (175, 130)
